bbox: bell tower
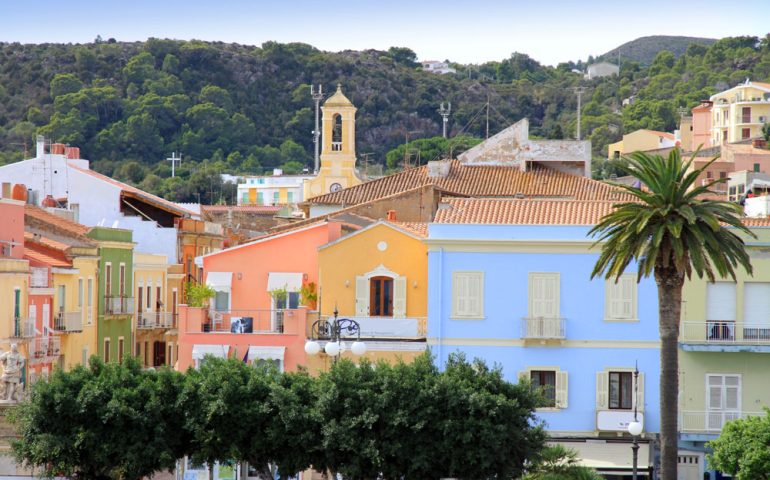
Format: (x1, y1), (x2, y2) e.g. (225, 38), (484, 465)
(305, 84), (362, 199)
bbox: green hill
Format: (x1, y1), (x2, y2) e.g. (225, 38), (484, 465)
(0, 35), (768, 202)
(598, 35), (717, 65)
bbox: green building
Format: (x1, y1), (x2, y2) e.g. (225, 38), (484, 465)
(87, 227), (134, 363)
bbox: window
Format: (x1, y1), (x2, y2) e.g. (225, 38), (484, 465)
(370, 276), (394, 317)
(451, 271), (484, 318)
(156, 286), (162, 310)
(723, 130), (728, 142)
(105, 263), (112, 296)
(707, 374), (741, 430)
(257, 192), (264, 205)
(530, 370), (556, 407)
(528, 273), (559, 318)
(135, 342), (141, 357)
(104, 338), (111, 363)
(118, 338), (124, 363)
(521, 368), (568, 408)
(82, 347), (89, 366)
(754, 163), (761, 173)
(78, 279), (83, 308)
(146, 285), (151, 309)
(287, 191), (294, 203)
(57, 285), (66, 314)
(153, 341), (166, 366)
(332, 113), (343, 148)
(609, 371), (633, 409)
(742, 128), (751, 140)
(87, 278), (93, 323)
(144, 341), (149, 367)
(275, 292), (300, 310)
(720, 171), (727, 179)
(137, 285), (143, 315)
(706, 171), (713, 179)
(707, 282), (736, 340)
(172, 289), (178, 325)
(214, 291), (229, 312)
(273, 191), (280, 205)
(119, 264), (126, 296)
(240, 191), (249, 204)
(605, 274), (637, 321)
(596, 369), (644, 411)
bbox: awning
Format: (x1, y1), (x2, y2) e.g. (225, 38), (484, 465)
(550, 439), (651, 470)
(749, 179), (770, 190)
(191, 344), (229, 360)
(247, 346), (286, 361)
(205, 272), (232, 293)
(267, 272), (303, 292)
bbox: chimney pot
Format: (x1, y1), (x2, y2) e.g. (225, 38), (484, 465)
(51, 143), (66, 155)
(36, 135), (45, 158)
(386, 210), (397, 221)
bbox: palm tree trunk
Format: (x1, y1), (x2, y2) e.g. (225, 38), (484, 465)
(656, 270), (683, 480)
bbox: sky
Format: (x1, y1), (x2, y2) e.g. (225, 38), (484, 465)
(1, 0), (768, 66)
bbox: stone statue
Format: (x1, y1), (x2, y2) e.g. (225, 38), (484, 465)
(0, 343), (25, 403)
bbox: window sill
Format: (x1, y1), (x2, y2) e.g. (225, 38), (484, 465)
(603, 318), (639, 323)
(450, 316), (485, 321)
(535, 407), (563, 413)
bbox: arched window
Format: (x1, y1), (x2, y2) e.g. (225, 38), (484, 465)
(369, 276), (393, 316)
(332, 114), (343, 151)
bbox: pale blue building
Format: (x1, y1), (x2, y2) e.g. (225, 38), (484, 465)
(427, 198), (661, 478)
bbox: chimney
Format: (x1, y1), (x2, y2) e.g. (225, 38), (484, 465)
(427, 160), (451, 178)
(36, 135), (45, 158)
(65, 146), (80, 159)
(386, 210), (397, 221)
(51, 143), (66, 155)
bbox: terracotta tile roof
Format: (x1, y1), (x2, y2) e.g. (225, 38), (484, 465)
(24, 244), (71, 268)
(642, 130), (676, 140)
(24, 205), (91, 237)
(306, 161), (632, 206)
(433, 198), (620, 225)
(69, 165), (195, 217)
(390, 221), (428, 238)
(739, 217), (770, 227)
(202, 205), (281, 214)
(24, 231), (70, 251)
(752, 81), (770, 90)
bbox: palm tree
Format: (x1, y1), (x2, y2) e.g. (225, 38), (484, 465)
(589, 149), (754, 479)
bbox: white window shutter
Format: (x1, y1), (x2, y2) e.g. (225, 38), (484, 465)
(621, 276), (636, 319)
(546, 274), (559, 317)
(633, 372), (645, 412)
(393, 276), (407, 318)
(355, 276), (368, 316)
(605, 280), (615, 319)
(529, 275), (544, 317)
(556, 371), (569, 408)
(596, 371), (608, 409)
(453, 274), (466, 316)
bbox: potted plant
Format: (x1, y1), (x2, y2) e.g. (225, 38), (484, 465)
(300, 282), (318, 310)
(186, 282), (216, 331)
(269, 286), (288, 333)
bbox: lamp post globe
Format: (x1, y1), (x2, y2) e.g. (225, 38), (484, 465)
(351, 341), (367, 356)
(628, 420), (643, 436)
(304, 340), (321, 356)
(324, 341), (341, 357)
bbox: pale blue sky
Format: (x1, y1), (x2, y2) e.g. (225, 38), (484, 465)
(1, 0), (768, 65)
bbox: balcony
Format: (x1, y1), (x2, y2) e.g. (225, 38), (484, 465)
(104, 296), (134, 316)
(11, 317), (35, 338)
(331, 141), (343, 152)
(680, 410), (762, 435)
(54, 311), (83, 332)
(137, 311), (175, 330)
(735, 115), (767, 125)
(521, 317), (566, 340)
(191, 309), (303, 334)
(680, 321), (770, 351)
(313, 316), (427, 339)
(29, 336), (61, 364)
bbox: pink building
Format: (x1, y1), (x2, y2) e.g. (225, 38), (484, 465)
(691, 101), (713, 151)
(176, 220), (343, 371)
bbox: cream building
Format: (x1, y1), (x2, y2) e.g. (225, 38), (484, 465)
(711, 79), (770, 146)
(303, 84), (363, 200)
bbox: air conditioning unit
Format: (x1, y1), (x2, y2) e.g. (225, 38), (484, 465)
(759, 116), (767, 123)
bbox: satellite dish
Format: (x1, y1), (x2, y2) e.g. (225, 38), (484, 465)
(111, 220), (119, 228)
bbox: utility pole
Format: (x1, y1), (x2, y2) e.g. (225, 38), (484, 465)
(486, 94), (490, 139)
(166, 152), (182, 178)
(403, 130), (421, 169)
(311, 84), (324, 174)
(573, 87), (586, 140)
(439, 102), (452, 138)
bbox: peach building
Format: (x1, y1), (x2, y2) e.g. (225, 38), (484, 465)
(690, 101), (713, 151)
(176, 221), (343, 372)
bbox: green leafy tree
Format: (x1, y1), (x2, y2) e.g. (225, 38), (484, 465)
(589, 150), (754, 480)
(11, 357), (190, 480)
(50, 73), (84, 98)
(707, 409), (770, 479)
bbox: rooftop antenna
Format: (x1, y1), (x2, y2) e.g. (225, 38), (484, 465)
(573, 87), (587, 140)
(166, 152), (182, 178)
(311, 84), (324, 174)
(439, 102), (452, 138)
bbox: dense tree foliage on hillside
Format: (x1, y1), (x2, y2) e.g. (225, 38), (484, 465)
(0, 35), (769, 201)
(596, 35), (716, 65)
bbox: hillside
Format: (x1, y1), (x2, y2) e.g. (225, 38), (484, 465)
(598, 35), (717, 65)
(0, 35), (768, 203)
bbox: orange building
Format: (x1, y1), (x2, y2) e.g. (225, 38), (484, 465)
(176, 220), (343, 372)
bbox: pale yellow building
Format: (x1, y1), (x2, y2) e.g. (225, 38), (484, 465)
(133, 253), (175, 368)
(310, 220), (428, 372)
(607, 129), (677, 159)
(711, 79), (770, 145)
(303, 84), (363, 201)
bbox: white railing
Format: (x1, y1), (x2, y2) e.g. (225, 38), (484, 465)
(54, 311), (83, 332)
(137, 312), (175, 329)
(680, 410), (763, 433)
(105, 296), (134, 315)
(30, 336), (61, 363)
(521, 317), (566, 340)
(197, 309), (292, 334)
(681, 321), (770, 344)
(331, 142), (343, 152)
(12, 317), (36, 338)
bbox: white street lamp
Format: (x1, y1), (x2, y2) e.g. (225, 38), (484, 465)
(351, 341), (367, 356)
(324, 341), (341, 357)
(628, 362), (641, 480)
(304, 340), (321, 355)
(306, 308), (366, 363)
(627, 420), (643, 437)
